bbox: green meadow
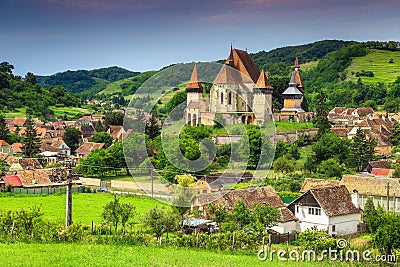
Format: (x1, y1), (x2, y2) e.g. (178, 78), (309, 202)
(346, 49), (400, 84)
(0, 193), (168, 225)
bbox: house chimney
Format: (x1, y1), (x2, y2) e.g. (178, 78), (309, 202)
(351, 190), (359, 209)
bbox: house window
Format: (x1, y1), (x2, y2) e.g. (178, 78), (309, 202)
(296, 205), (299, 213)
(315, 208), (321, 216)
(308, 207), (315, 215)
(332, 225), (336, 232)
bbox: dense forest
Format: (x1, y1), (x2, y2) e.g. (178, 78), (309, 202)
(0, 61), (82, 118)
(37, 66), (139, 97)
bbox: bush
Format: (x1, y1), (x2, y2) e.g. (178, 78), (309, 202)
(294, 228), (337, 252)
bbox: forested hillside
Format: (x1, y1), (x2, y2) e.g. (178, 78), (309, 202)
(0, 61), (82, 118)
(37, 66), (139, 97)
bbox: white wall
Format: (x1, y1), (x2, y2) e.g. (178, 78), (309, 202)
(329, 213), (360, 235)
(270, 221), (299, 234)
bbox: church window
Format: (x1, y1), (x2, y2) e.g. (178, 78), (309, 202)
(228, 92), (232, 105)
(221, 92), (224, 104)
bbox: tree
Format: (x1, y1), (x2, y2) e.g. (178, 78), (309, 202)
(175, 174), (195, 187)
(142, 206), (178, 241)
(312, 87), (331, 138)
(274, 141), (288, 160)
(251, 204), (280, 235)
(288, 143), (300, 160)
(0, 113), (10, 143)
(363, 197), (378, 233)
(373, 212), (400, 255)
(104, 111), (124, 127)
(63, 127), (82, 152)
(91, 132), (113, 147)
(273, 156), (295, 174)
(145, 114), (160, 140)
(390, 121), (400, 147)
(312, 133), (350, 165)
(102, 194), (135, 234)
(24, 72), (36, 84)
(348, 128), (376, 171)
(226, 201), (251, 231)
(21, 117), (41, 158)
(94, 120), (106, 132)
(0, 62), (14, 75)
(317, 158), (344, 178)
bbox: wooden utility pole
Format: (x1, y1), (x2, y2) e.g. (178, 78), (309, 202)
(65, 164), (73, 228)
(386, 182), (390, 212)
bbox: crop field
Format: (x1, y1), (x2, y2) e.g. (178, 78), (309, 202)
(0, 243), (355, 267)
(0, 193), (168, 225)
(346, 49), (400, 84)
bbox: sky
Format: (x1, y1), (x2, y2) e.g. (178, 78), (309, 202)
(1, 0), (400, 76)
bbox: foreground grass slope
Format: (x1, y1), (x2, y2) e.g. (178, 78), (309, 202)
(0, 243), (354, 267)
(0, 193), (167, 225)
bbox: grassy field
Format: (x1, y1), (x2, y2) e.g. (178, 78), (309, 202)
(50, 106), (95, 120)
(300, 60), (319, 71)
(3, 108), (27, 118)
(0, 193), (167, 225)
(0, 243), (354, 267)
(346, 49), (400, 84)
(275, 122), (314, 133)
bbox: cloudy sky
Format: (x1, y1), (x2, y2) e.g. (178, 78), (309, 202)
(1, 0), (400, 75)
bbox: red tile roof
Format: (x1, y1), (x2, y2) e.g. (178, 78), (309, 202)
(255, 70), (273, 90)
(294, 56), (300, 68)
(224, 49), (260, 83)
(3, 176), (23, 187)
(11, 143), (23, 153)
(186, 64), (203, 91)
(0, 140), (10, 146)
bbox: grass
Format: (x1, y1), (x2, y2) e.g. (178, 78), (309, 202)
(346, 49), (400, 84)
(0, 193), (168, 225)
(50, 106), (95, 120)
(0, 243), (355, 267)
(300, 60), (319, 71)
(3, 108), (27, 118)
(275, 122), (314, 133)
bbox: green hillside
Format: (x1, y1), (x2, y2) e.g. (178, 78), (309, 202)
(37, 66), (140, 97)
(345, 49), (400, 84)
(98, 71), (157, 98)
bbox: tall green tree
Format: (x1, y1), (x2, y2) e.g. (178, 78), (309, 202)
(63, 127), (82, 152)
(390, 121), (400, 147)
(21, 117), (41, 158)
(251, 204), (280, 235)
(91, 132), (113, 147)
(145, 114), (160, 140)
(0, 113), (10, 143)
(104, 111), (124, 127)
(348, 128), (376, 171)
(312, 87), (331, 138)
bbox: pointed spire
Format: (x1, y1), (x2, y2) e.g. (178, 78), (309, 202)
(186, 64), (203, 91)
(294, 56), (299, 68)
(289, 71), (296, 86)
(190, 64), (199, 82)
(228, 43), (234, 67)
(255, 70), (273, 90)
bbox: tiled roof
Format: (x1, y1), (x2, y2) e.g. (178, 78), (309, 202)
(279, 207), (298, 222)
(11, 143), (23, 153)
(224, 49), (260, 83)
(2, 176), (23, 187)
(0, 140), (10, 146)
(340, 174), (400, 197)
(368, 160), (392, 169)
(294, 56), (300, 68)
(255, 70), (273, 90)
(11, 117), (27, 127)
(213, 64), (240, 84)
(291, 185), (359, 217)
(300, 178), (340, 193)
(76, 142), (105, 153)
(186, 64), (203, 91)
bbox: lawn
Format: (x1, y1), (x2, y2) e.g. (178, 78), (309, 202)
(275, 122), (314, 133)
(0, 243), (354, 267)
(0, 193), (168, 225)
(50, 106), (95, 120)
(3, 108), (27, 118)
(346, 49), (400, 84)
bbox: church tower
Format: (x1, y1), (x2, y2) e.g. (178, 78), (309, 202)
(253, 70), (274, 122)
(186, 64), (203, 106)
(281, 72), (304, 115)
(293, 56), (304, 91)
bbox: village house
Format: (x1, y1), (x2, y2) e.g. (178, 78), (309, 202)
(191, 186), (298, 234)
(0, 140), (12, 155)
(107, 125), (126, 140)
(361, 160), (394, 177)
(11, 143), (23, 156)
(75, 142), (106, 158)
(195, 172), (254, 194)
(288, 185), (361, 236)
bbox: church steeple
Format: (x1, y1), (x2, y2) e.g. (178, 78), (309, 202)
(228, 43), (234, 67)
(255, 70), (273, 92)
(186, 64), (203, 92)
(294, 56), (300, 71)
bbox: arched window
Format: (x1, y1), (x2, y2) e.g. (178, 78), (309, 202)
(220, 92), (224, 104)
(228, 92), (232, 105)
